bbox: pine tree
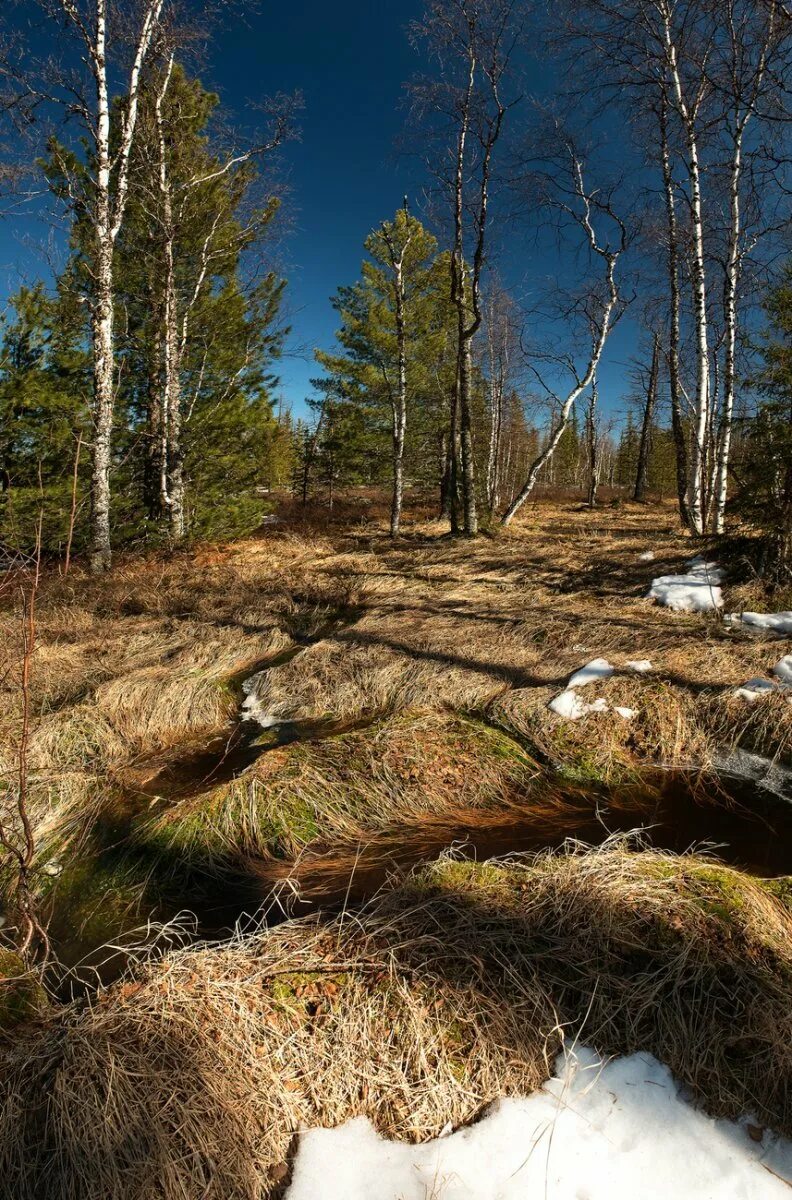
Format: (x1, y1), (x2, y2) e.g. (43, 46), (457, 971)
(0, 284), (90, 552)
(112, 65), (288, 543)
(736, 268), (792, 576)
(316, 210), (456, 530)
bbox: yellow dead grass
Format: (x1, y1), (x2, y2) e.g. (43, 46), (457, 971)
(1, 843), (790, 1200)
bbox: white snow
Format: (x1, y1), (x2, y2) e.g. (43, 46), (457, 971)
(773, 655), (792, 686)
(638, 550), (655, 561)
(285, 1046), (792, 1200)
(548, 690), (609, 720)
(735, 655), (792, 703)
(726, 611), (792, 635)
(548, 658), (649, 722)
(647, 557), (724, 613)
(240, 673), (279, 727)
(566, 657), (614, 688)
(734, 677), (779, 702)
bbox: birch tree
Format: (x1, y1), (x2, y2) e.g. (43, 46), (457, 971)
(561, 0), (792, 535)
(482, 282), (519, 514)
(709, 0), (789, 533)
(501, 147), (627, 525)
(585, 375), (601, 509)
(410, 0), (526, 535)
(38, 0), (166, 570)
(633, 332), (661, 502)
(134, 61), (296, 542)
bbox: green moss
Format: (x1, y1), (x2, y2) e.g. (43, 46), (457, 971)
(137, 781), (320, 865)
(41, 856), (147, 957)
(686, 864), (749, 922)
(762, 877), (792, 911)
(266, 970), (351, 1010)
(0, 950), (47, 1028)
(423, 858), (521, 905)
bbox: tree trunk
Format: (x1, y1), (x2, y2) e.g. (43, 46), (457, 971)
(664, 26), (709, 535)
(503, 235), (620, 527)
(390, 245), (408, 537)
(458, 330), (478, 535)
(633, 333), (660, 503)
(486, 333), (504, 513)
(89, 4), (114, 574)
(586, 381), (599, 509)
(439, 430), (452, 519)
(83, 0), (163, 570)
(714, 133), (743, 535)
(659, 90), (691, 529)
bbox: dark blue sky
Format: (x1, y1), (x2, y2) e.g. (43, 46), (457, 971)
(0, 0), (642, 423)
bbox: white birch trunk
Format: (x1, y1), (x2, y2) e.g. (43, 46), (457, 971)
(663, 13), (710, 536)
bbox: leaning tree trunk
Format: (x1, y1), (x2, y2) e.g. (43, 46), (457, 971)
(633, 333), (660, 503)
(586, 381), (600, 509)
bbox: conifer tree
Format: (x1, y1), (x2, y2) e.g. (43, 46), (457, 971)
(0, 284), (89, 551)
(316, 210), (455, 531)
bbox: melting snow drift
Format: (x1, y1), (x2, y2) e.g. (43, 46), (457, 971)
(735, 654), (792, 704)
(726, 611), (792, 636)
(285, 1047), (792, 1200)
(648, 557), (724, 613)
(566, 657), (614, 688)
(548, 690), (608, 720)
(548, 658), (650, 721)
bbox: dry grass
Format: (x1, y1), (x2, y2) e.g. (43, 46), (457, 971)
(134, 711), (541, 867)
(1, 843), (790, 1199)
(235, 502), (792, 771)
(3, 497), (791, 924)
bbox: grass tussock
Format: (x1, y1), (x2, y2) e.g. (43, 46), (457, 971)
(1, 843), (790, 1199)
(137, 711), (541, 866)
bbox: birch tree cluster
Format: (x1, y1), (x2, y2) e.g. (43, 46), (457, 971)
(2, 0), (792, 564)
(0, 0), (297, 564)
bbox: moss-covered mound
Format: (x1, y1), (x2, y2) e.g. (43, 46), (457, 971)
(1, 845), (790, 1200)
(0, 951), (47, 1030)
(134, 710), (540, 866)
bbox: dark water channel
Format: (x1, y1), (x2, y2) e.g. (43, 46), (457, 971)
(42, 610), (792, 994)
(47, 751), (792, 1000)
(254, 764), (792, 918)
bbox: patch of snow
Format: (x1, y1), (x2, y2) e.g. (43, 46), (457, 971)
(240, 673), (280, 728)
(726, 611), (792, 635)
(638, 550), (655, 561)
(626, 659), (652, 673)
(648, 557), (724, 613)
(735, 676), (783, 703)
(614, 706), (637, 720)
(773, 655), (792, 686)
(285, 1046), (792, 1200)
(713, 748), (792, 803)
(567, 657), (614, 688)
(548, 690), (608, 720)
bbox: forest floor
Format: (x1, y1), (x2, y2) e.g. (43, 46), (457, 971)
(1, 496), (792, 1197)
